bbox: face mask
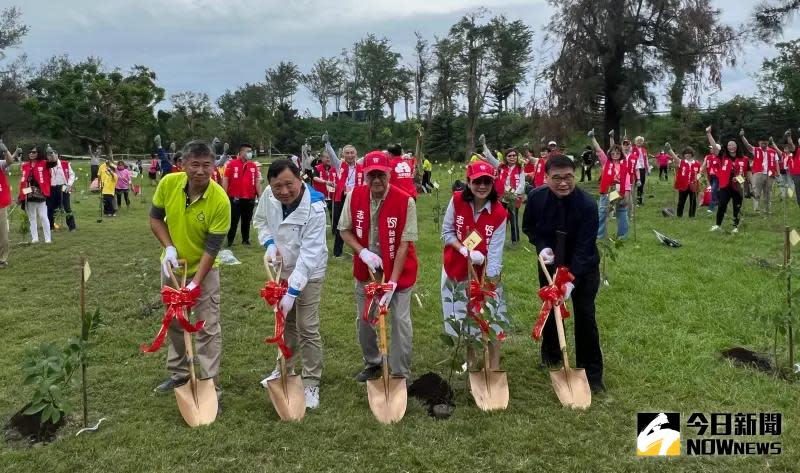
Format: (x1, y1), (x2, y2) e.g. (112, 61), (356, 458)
(245, 152), (253, 159)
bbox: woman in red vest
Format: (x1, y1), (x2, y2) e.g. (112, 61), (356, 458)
(19, 146), (57, 243)
(338, 151), (418, 383)
(0, 141), (17, 268)
(494, 148), (525, 244)
(441, 161), (508, 368)
(706, 127), (746, 232)
(590, 129), (630, 239)
(783, 129), (800, 210)
(312, 151), (335, 213)
(666, 143), (702, 218)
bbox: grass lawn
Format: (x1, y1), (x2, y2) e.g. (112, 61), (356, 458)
(0, 161), (797, 472)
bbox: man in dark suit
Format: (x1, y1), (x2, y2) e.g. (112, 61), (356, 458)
(522, 154), (605, 393)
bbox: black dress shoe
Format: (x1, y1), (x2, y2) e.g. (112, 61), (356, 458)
(153, 376), (189, 393)
(242, 240), (251, 245)
(590, 380), (606, 394)
(354, 365), (382, 383)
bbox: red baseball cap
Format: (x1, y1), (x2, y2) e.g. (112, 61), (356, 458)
(363, 151), (392, 174)
(467, 161), (495, 181)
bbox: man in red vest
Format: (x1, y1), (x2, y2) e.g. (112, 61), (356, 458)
(741, 130), (781, 214)
(223, 143), (261, 246)
(387, 144), (418, 199)
(338, 151), (418, 383)
(325, 134), (363, 258)
(0, 140), (18, 268)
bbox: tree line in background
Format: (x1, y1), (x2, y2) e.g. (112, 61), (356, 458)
(0, 2), (799, 162)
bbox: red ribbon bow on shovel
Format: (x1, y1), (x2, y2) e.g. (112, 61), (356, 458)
(140, 285), (204, 353)
(468, 279), (497, 335)
(362, 281), (393, 326)
(532, 266), (575, 341)
(260, 280), (292, 359)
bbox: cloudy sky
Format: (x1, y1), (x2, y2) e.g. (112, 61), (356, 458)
(6, 0), (799, 115)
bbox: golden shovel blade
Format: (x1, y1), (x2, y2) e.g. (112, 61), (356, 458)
(549, 367), (592, 410)
(267, 374), (306, 421)
(469, 369), (509, 411)
(366, 375), (407, 424)
(174, 378), (218, 427)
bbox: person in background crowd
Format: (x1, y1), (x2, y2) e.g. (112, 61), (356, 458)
(590, 129), (630, 239)
(312, 148), (335, 213)
(98, 158), (119, 217)
(701, 146), (720, 213)
(116, 160), (132, 210)
(631, 136), (650, 206)
(579, 146), (594, 182)
(20, 145), (57, 243)
(440, 161), (508, 368)
(89, 144), (102, 182)
(148, 152), (160, 185)
(223, 143), (261, 246)
(0, 140), (20, 267)
(47, 149), (77, 231)
(387, 144), (418, 200)
(155, 135), (173, 175)
(666, 143), (701, 219)
(522, 154), (605, 393)
(338, 151), (418, 384)
(706, 127), (745, 233)
(740, 129), (780, 215)
(494, 148), (526, 244)
(325, 134), (363, 258)
(253, 159), (328, 409)
(172, 156), (184, 173)
(782, 129), (800, 210)
(421, 155), (433, 193)
(656, 149), (671, 181)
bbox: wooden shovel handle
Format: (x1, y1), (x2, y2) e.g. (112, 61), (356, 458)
(537, 255), (570, 367)
(166, 259), (188, 288)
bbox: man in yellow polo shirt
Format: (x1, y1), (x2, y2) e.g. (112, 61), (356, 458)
(149, 140), (231, 397)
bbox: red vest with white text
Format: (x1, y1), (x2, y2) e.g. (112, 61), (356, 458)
(674, 160), (702, 192)
(494, 164), (522, 195)
(390, 157), (417, 199)
(751, 148), (778, 177)
(442, 192), (508, 281)
(19, 160), (51, 201)
(599, 158), (628, 195)
(334, 161), (364, 202)
(349, 184), (418, 289)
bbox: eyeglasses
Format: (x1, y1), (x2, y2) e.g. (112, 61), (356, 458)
(549, 174), (575, 184)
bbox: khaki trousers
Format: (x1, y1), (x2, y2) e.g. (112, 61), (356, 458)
(750, 173), (774, 213)
(271, 278), (325, 387)
(0, 206), (9, 264)
(355, 278), (414, 381)
(162, 268), (222, 384)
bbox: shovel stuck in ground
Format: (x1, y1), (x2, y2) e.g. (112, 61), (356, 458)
(262, 256), (305, 422)
(537, 256), (591, 410)
(149, 261), (217, 427)
(364, 271), (407, 424)
(465, 262), (508, 411)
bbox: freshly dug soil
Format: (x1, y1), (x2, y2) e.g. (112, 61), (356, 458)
(721, 347), (773, 373)
(4, 404), (64, 445)
(408, 372), (455, 419)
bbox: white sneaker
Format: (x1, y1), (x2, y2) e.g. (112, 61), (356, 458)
(710, 225), (720, 232)
(732, 227), (739, 234)
(304, 386), (320, 409)
(259, 367), (294, 388)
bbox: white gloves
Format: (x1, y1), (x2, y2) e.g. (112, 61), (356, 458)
(539, 247), (554, 265)
(359, 248), (382, 273)
(469, 250), (485, 265)
(264, 242), (278, 261)
(186, 280), (198, 291)
(379, 281), (397, 307)
(162, 245), (179, 277)
(279, 293), (296, 315)
(587, 128), (595, 138)
(563, 282), (574, 300)
(458, 245), (485, 265)
(322, 132), (329, 143)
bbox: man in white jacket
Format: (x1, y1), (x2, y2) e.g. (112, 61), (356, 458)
(253, 158), (328, 409)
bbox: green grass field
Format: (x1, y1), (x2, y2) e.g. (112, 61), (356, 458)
(0, 161), (798, 472)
